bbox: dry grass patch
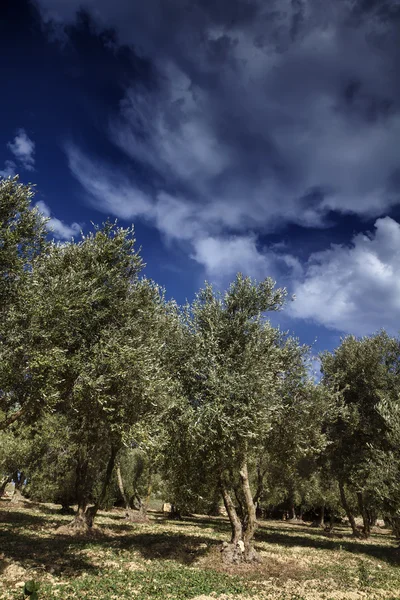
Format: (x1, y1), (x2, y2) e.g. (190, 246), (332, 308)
(1, 501), (400, 599)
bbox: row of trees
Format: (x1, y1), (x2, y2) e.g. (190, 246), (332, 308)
(1, 177), (400, 562)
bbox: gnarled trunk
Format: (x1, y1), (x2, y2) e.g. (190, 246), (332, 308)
(339, 481), (360, 537)
(219, 460), (260, 563)
(69, 444), (118, 530)
(239, 459), (259, 561)
(220, 482), (243, 544)
(116, 462), (136, 521)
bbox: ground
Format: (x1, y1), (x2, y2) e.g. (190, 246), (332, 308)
(1, 499), (400, 600)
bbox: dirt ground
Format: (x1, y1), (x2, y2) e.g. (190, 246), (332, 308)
(1, 498), (400, 600)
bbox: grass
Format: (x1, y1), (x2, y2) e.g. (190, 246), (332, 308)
(1, 499), (400, 599)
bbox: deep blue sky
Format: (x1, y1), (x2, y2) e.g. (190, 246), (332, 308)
(2, 0), (400, 363)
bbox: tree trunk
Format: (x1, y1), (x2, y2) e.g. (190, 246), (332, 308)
(220, 483), (243, 544)
(239, 459), (259, 561)
(253, 460), (266, 518)
(287, 484), (296, 520)
(357, 491), (370, 538)
(339, 481), (360, 537)
(0, 476), (10, 497)
(116, 462), (136, 520)
(318, 504), (325, 527)
(69, 444), (118, 530)
(233, 485), (245, 526)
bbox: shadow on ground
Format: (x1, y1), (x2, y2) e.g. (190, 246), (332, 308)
(0, 509), (217, 575)
(1, 505), (399, 576)
(256, 522), (400, 566)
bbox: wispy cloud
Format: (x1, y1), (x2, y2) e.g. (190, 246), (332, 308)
(64, 143), (302, 283)
(36, 201), (81, 240)
(0, 160), (16, 179)
(33, 0), (400, 334)
(66, 144), (153, 220)
(8, 129), (35, 171)
(34, 0), (400, 226)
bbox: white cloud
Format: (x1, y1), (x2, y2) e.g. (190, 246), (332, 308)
(191, 235), (275, 283)
(290, 217), (400, 336)
(65, 145), (303, 282)
(191, 234), (302, 284)
(30, 0), (400, 335)
(0, 160), (16, 178)
(66, 144), (153, 220)
(8, 129), (35, 171)
(36, 201), (81, 240)
(33, 0), (400, 228)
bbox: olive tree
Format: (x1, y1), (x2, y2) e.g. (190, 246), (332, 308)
(0, 177), (48, 429)
(15, 223), (172, 528)
(165, 274), (303, 561)
(321, 331), (400, 537)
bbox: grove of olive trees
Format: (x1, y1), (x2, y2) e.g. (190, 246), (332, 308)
(2, 176), (400, 570)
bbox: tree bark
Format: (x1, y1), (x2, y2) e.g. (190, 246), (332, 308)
(116, 462), (136, 520)
(220, 483), (243, 544)
(339, 481), (360, 537)
(357, 491), (370, 538)
(318, 504), (325, 527)
(0, 475), (10, 497)
(233, 485), (245, 526)
(239, 459), (259, 561)
(69, 444), (118, 530)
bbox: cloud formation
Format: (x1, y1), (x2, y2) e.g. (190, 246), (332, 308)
(66, 143), (302, 284)
(36, 200), (81, 240)
(34, 0), (400, 228)
(33, 0), (400, 334)
(290, 217), (400, 336)
(8, 129), (35, 171)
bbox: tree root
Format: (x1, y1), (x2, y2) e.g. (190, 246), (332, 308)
(220, 542), (261, 564)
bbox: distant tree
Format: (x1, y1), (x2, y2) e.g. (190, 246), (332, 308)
(264, 379), (335, 522)
(14, 413), (79, 510)
(115, 419), (165, 521)
(321, 331), (400, 537)
(373, 392), (400, 537)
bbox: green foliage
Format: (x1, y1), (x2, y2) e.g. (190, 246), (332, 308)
(23, 580), (40, 600)
(321, 331), (400, 523)
(3, 175), (400, 542)
(0, 177), (48, 429)
(0, 176), (48, 309)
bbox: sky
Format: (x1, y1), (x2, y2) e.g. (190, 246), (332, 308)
(1, 0), (400, 362)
